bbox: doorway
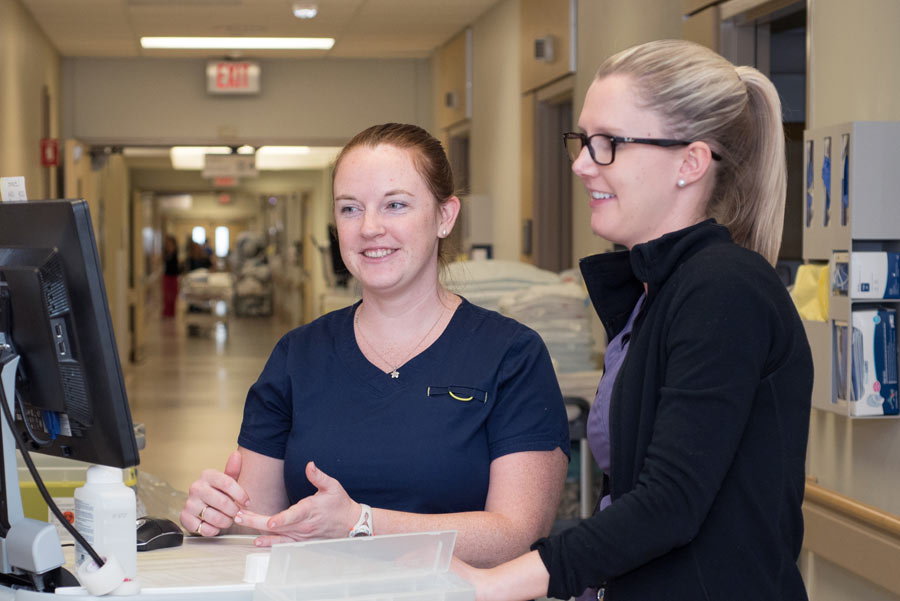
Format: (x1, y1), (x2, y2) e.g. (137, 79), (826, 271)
(534, 91), (574, 273)
(721, 2), (807, 282)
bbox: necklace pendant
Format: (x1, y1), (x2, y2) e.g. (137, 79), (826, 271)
(390, 370), (400, 379)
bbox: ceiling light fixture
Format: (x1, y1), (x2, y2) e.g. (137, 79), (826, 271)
(170, 146), (231, 170)
(292, 3), (318, 19)
(141, 37), (334, 50)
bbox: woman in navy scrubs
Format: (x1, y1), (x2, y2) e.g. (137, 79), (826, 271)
(181, 123), (571, 568)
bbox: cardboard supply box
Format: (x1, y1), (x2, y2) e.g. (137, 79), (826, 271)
(851, 252), (900, 299)
(850, 308), (899, 416)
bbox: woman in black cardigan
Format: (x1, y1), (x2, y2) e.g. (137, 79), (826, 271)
(455, 39), (813, 601)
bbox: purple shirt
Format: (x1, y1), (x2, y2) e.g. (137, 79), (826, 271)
(575, 293), (645, 601)
(587, 293), (645, 511)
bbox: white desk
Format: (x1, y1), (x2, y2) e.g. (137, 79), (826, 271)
(2, 536), (263, 600)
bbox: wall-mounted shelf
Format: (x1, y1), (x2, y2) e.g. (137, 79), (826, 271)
(803, 122), (900, 418)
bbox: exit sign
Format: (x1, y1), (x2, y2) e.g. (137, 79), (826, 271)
(206, 61), (260, 95)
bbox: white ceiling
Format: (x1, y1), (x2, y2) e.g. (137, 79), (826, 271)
(21, 0), (501, 59)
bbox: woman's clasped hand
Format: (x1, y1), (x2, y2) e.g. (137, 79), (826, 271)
(232, 461), (361, 545)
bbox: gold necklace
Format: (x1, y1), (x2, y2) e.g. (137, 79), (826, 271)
(354, 304), (446, 379)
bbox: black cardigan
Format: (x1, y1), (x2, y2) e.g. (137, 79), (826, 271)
(533, 220), (813, 600)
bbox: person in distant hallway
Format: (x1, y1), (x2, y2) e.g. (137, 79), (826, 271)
(162, 234), (179, 317)
(186, 240), (212, 271)
(181, 123), (571, 567)
(453, 39), (814, 601)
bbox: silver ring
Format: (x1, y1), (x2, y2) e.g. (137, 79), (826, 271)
(199, 505), (208, 521)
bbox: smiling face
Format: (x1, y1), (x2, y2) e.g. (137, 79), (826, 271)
(573, 75), (695, 249)
(333, 144), (457, 299)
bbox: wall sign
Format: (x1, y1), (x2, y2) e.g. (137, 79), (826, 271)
(40, 138), (59, 167)
(202, 154), (257, 178)
(207, 61), (260, 95)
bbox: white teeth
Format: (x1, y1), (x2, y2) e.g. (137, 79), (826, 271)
(591, 191), (615, 200)
(364, 249), (394, 258)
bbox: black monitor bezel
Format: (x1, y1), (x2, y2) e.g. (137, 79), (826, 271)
(0, 199), (139, 468)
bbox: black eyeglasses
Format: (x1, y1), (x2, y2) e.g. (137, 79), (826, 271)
(563, 132), (723, 166)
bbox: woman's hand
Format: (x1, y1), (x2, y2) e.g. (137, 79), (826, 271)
(180, 450), (251, 537)
(234, 461), (360, 546)
(451, 551), (550, 601)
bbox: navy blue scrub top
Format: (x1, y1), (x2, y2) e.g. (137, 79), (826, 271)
(238, 298), (570, 514)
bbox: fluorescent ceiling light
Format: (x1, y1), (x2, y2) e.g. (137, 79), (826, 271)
(122, 147), (170, 158)
(169, 145), (341, 170)
(141, 36), (334, 50)
(293, 3), (318, 18)
(170, 146), (231, 170)
(256, 146), (340, 170)
(257, 146), (311, 155)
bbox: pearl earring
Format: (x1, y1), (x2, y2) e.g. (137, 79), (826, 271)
(677, 179), (687, 188)
(440, 229), (448, 238)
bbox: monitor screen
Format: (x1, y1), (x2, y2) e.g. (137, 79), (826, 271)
(0, 199), (139, 469)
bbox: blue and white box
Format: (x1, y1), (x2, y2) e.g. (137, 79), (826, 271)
(851, 252), (900, 299)
(850, 308), (898, 416)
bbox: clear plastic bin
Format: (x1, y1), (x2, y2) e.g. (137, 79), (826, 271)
(253, 531), (474, 601)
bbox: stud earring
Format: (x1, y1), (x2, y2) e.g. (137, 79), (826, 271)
(440, 229), (448, 238)
(677, 179), (687, 188)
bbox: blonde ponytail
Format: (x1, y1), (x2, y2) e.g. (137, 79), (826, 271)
(727, 67), (786, 265)
(596, 40), (787, 265)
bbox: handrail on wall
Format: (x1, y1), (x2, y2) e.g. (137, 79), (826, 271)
(805, 477), (900, 538)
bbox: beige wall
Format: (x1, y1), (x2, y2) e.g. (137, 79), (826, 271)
(434, 30), (469, 130)
(520, 0), (574, 93)
(0, 0), (60, 199)
(61, 57), (433, 147)
(470, 0), (522, 261)
(804, 2), (900, 600)
(807, 0), (900, 128)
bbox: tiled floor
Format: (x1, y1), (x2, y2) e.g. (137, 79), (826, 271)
(127, 308), (290, 495)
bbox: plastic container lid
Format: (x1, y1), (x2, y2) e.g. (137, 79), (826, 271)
(85, 465), (124, 484)
(265, 531), (457, 587)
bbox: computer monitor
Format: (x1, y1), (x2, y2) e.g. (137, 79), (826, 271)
(0, 199), (139, 468)
(0, 199), (139, 587)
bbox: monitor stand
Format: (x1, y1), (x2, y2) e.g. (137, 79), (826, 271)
(0, 350), (69, 591)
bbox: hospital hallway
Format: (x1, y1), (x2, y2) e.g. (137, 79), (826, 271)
(126, 307), (290, 497)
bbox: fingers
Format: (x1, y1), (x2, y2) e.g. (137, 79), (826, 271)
(179, 506), (221, 537)
(236, 505), (314, 534)
(180, 462), (251, 537)
(205, 465), (251, 509)
(188, 469), (250, 516)
(306, 461), (336, 493)
(253, 534), (299, 548)
(233, 509), (273, 531)
(224, 450), (242, 481)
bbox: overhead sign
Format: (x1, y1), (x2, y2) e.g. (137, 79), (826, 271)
(207, 61), (260, 95)
(213, 176), (238, 188)
(202, 154), (257, 179)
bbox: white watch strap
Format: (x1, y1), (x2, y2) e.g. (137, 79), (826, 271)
(349, 503), (373, 537)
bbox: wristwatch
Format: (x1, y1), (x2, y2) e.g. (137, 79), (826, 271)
(349, 503), (373, 537)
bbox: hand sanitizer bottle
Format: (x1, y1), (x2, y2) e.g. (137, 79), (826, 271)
(74, 465), (137, 578)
